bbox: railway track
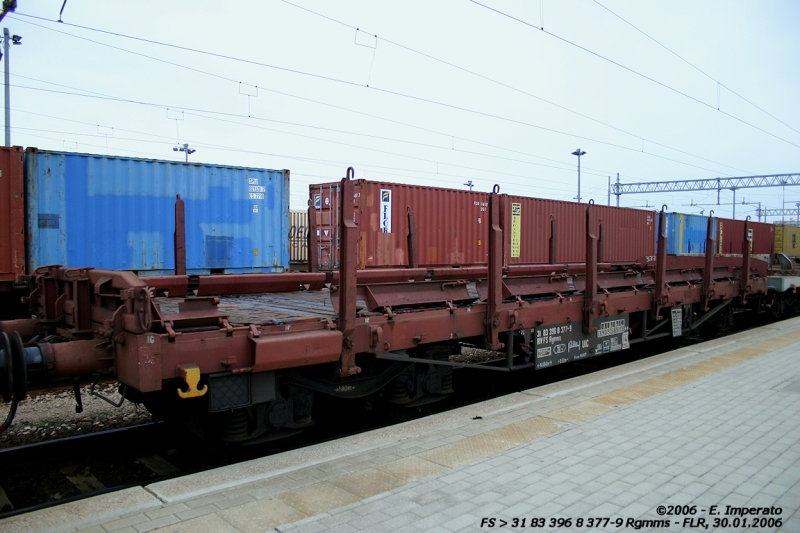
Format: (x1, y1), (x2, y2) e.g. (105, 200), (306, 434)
(0, 314), (767, 520)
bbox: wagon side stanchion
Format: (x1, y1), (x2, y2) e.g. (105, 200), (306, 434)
(337, 167), (360, 377)
(407, 206), (419, 269)
(702, 212), (716, 311)
(307, 188), (319, 273)
(583, 202), (598, 334)
(485, 185), (504, 352)
(597, 217), (604, 264)
(741, 217), (752, 304)
(652, 206), (669, 320)
(174, 194), (186, 277)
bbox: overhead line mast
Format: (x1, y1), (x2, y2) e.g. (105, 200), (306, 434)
(611, 174), (800, 218)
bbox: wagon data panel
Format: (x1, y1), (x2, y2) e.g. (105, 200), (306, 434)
(533, 314), (630, 370)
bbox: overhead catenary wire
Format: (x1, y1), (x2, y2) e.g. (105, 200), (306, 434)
(279, 0), (755, 175)
(14, 124), (758, 208)
(11, 81), (617, 188)
(9, 72), (689, 184)
(15, 101), (604, 182)
(467, 0), (800, 151)
(11, 113), (593, 197)
(13, 80), (741, 178)
(7, 19), (651, 179)
(9, 117), (592, 190)
(592, 0), (800, 138)
(9, 11), (756, 177)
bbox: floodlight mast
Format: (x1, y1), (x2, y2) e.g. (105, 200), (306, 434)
(173, 143), (196, 162)
(2, 26), (21, 146)
(571, 149), (586, 203)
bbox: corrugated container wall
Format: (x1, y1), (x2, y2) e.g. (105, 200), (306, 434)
(717, 217), (774, 258)
(25, 149), (290, 275)
(311, 181), (488, 269)
(504, 196), (656, 263)
(0, 146), (24, 282)
(774, 224), (800, 257)
(311, 180), (658, 269)
(289, 209), (309, 262)
(661, 213), (717, 256)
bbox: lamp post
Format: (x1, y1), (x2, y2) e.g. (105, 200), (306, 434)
(2, 27), (21, 147)
(173, 143), (196, 162)
(464, 180), (474, 191)
(571, 148), (586, 203)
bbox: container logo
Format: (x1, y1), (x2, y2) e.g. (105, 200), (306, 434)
(380, 189), (392, 233)
(314, 194), (322, 209)
(511, 202), (521, 258)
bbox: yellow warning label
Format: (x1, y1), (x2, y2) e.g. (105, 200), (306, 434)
(254, 248), (259, 256)
(511, 202), (521, 258)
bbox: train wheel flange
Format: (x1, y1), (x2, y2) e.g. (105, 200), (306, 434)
(10, 331), (27, 402)
(0, 333), (12, 403)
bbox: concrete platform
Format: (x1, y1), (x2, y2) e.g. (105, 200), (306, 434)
(3, 316), (800, 533)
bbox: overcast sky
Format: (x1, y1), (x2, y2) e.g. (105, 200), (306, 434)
(5, 1), (800, 219)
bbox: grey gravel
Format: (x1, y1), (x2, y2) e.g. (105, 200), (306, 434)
(0, 382), (152, 448)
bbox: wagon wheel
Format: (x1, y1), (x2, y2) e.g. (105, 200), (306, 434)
(0, 332), (13, 403)
(10, 331), (27, 402)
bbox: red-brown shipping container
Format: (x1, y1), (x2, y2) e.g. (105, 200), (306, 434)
(310, 180), (659, 269)
(310, 180), (488, 269)
(503, 196), (656, 264)
(0, 146), (25, 282)
(717, 217), (774, 257)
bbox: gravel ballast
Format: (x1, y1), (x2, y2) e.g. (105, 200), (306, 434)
(0, 382), (152, 449)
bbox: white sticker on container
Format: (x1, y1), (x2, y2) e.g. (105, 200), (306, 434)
(249, 193), (265, 199)
(253, 204), (259, 213)
(249, 186), (266, 192)
(380, 189), (392, 233)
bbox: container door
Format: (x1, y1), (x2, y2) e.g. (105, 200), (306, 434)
(311, 183), (341, 269)
(0, 147), (24, 281)
(289, 210), (308, 263)
(775, 225), (784, 254)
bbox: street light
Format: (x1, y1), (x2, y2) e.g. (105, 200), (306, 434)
(2, 27), (21, 146)
(571, 148), (586, 203)
(173, 143), (196, 162)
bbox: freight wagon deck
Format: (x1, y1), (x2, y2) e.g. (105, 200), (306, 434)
(0, 168), (791, 451)
(156, 291), (336, 324)
(3, 317), (797, 532)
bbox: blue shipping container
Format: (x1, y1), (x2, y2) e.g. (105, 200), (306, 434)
(658, 213), (718, 255)
(25, 149), (290, 275)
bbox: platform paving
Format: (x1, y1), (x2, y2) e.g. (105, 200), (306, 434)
(3, 316), (800, 533)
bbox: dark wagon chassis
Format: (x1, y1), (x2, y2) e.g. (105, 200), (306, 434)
(0, 169), (789, 444)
